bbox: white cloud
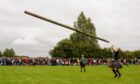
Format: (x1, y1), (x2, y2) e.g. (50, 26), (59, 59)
(12, 37), (38, 46)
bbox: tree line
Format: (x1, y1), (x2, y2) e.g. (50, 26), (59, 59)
(0, 48), (140, 58)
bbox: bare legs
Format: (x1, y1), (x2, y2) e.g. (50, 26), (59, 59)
(81, 67), (86, 72)
(112, 69), (121, 78)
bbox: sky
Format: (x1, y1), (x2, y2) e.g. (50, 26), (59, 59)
(0, 0), (140, 57)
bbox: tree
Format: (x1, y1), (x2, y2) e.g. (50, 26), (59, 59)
(117, 48), (127, 58)
(3, 48), (15, 57)
(50, 12), (101, 58)
(0, 50), (3, 57)
(50, 39), (74, 58)
(133, 50), (140, 58)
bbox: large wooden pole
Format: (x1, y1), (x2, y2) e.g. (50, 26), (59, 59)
(24, 10), (109, 43)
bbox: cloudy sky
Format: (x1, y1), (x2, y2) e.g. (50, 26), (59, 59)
(0, 0), (140, 57)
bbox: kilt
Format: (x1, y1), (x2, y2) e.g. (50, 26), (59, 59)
(109, 60), (123, 69)
(80, 62), (86, 67)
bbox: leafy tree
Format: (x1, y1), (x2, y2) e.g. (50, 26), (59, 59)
(0, 50), (3, 57)
(50, 39), (74, 58)
(50, 12), (101, 58)
(3, 48), (15, 57)
(117, 48), (127, 58)
(133, 50), (140, 58)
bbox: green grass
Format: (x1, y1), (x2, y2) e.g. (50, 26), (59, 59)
(0, 65), (139, 84)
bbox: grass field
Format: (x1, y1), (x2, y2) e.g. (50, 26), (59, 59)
(0, 65), (139, 84)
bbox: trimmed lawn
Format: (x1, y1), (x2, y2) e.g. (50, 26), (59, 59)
(0, 65), (139, 84)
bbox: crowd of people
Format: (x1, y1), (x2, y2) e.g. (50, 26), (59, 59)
(0, 56), (140, 66)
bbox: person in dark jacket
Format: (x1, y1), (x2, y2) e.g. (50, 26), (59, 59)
(80, 55), (86, 72)
(110, 45), (122, 78)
